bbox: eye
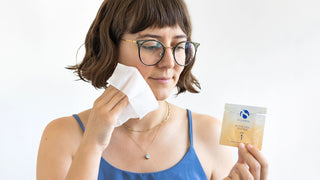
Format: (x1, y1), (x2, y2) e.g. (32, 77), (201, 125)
(175, 43), (186, 51)
(141, 41), (162, 51)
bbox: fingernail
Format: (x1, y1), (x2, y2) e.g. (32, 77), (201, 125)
(239, 143), (245, 149)
(247, 144), (253, 148)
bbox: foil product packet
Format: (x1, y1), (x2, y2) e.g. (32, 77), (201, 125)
(219, 103), (267, 150)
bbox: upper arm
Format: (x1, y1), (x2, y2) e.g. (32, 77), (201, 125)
(193, 114), (233, 180)
(37, 117), (80, 180)
(208, 118), (233, 179)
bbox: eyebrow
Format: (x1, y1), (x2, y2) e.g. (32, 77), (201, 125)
(137, 33), (187, 40)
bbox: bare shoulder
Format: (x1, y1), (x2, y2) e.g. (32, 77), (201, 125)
(37, 115), (83, 179)
(41, 116), (83, 150)
(191, 112), (233, 180)
(191, 112), (226, 156)
(192, 112), (222, 143)
(39, 109), (91, 151)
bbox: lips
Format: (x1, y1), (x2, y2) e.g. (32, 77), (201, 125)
(149, 77), (172, 84)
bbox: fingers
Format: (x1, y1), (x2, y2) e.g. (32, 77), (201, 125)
(238, 143), (268, 180)
(235, 163), (253, 180)
(246, 144), (269, 180)
(231, 171), (240, 180)
(94, 85), (121, 107)
(89, 85), (129, 128)
(237, 144), (245, 164)
(227, 143), (268, 180)
(238, 143), (260, 179)
(110, 94), (129, 116)
(103, 89), (127, 111)
(230, 170), (240, 180)
(94, 86), (128, 112)
(226, 164), (250, 180)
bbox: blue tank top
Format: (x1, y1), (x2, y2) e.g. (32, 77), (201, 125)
(73, 109), (207, 180)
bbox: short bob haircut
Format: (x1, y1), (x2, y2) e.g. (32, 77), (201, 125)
(68, 0), (200, 94)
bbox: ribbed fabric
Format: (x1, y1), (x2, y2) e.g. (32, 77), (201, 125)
(72, 109), (207, 180)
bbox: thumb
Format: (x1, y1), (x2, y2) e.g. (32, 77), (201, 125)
(237, 143), (245, 163)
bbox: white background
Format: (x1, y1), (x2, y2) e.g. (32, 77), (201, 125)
(0, 0), (319, 179)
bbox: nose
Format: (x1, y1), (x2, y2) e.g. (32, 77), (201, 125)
(157, 47), (175, 68)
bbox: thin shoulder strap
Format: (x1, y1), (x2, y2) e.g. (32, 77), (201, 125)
(186, 109), (193, 146)
(73, 114), (85, 132)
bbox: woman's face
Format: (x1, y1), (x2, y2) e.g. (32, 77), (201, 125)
(118, 25), (186, 100)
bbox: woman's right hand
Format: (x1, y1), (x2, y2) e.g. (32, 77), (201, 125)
(82, 85), (129, 152)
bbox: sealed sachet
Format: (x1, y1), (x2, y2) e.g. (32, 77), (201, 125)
(219, 103), (267, 150)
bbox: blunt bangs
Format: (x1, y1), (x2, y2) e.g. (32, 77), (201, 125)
(124, 0), (191, 39)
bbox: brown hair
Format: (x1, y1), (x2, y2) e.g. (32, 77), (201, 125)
(68, 0), (200, 94)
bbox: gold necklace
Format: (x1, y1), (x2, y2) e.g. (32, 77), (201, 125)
(123, 101), (170, 133)
(123, 102), (170, 160)
(124, 125), (161, 160)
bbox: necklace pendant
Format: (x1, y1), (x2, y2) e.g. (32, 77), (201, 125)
(145, 154), (150, 160)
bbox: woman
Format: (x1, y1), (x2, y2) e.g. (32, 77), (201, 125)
(37, 0), (268, 179)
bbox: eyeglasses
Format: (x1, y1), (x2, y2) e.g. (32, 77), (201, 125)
(122, 39), (200, 66)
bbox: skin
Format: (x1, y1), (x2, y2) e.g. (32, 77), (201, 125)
(37, 26), (268, 180)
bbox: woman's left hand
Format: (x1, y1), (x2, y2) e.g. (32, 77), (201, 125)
(224, 143), (268, 180)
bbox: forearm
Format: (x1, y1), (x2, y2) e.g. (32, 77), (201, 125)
(65, 139), (104, 180)
(64, 86), (127, 180)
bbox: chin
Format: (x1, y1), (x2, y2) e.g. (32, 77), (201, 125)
(154, 94), (170, 101)
(152, 90), (171, 101)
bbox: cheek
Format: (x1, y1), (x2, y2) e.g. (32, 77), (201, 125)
(119, 58), (150, 80)
(118, 45), (139, 66)
(174, 66), (184, 80)
(134, 65), (152, 80)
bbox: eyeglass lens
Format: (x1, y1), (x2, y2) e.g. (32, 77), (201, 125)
(139, 40), (196, 66)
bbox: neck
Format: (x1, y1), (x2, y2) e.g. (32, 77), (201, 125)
(123, 101), (168, 131)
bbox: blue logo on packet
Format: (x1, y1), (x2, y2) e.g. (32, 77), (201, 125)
(240, 110), (250, 119)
